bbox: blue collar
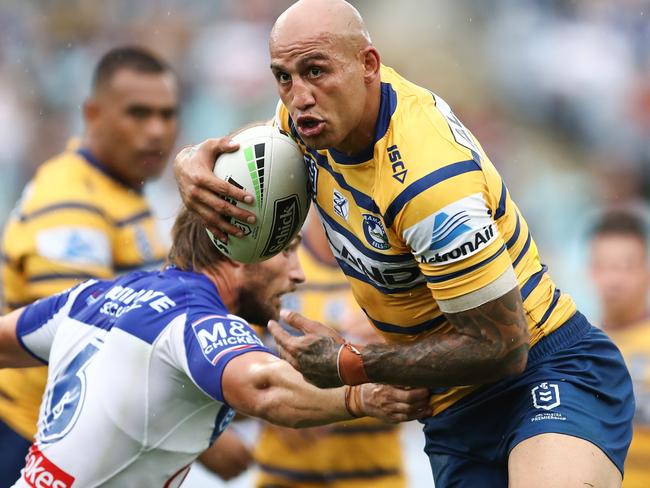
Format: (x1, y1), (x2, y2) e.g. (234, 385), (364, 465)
(77, 148), (143, 194)
(328, 82), (398, 165)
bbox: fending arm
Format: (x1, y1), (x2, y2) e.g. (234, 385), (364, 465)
(361, 286), (529, 387)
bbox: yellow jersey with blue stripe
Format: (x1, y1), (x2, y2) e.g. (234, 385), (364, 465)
(608, 319), (650, 488)
(274, 65), (577, 416)
(0, 144), (166, 439)
(254, 243), (404, 488)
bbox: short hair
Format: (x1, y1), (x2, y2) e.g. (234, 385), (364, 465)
(167, 207), (230, 272)
(590, 210), (648, 245)
(92, 46), (171, 93)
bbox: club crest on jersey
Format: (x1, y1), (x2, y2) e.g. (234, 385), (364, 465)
(333, 190), (349, 220)
(362, 214), (390, 250)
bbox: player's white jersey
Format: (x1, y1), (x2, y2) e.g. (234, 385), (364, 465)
(12, 267), (269, 488)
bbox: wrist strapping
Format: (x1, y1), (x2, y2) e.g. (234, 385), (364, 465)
(344, 385), (364, 418)
(337, 342), (369, 385)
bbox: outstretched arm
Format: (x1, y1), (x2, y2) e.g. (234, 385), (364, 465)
(221, 351), (431, 428)
(0, 308), (42, 368)
(269, 287), (529, 388)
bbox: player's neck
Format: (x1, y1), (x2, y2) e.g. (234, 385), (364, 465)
(80, 135), (144, 191)
(200, 264), (239, 311)
(602, 304), (649, 331)
(333, 82), (381, 156)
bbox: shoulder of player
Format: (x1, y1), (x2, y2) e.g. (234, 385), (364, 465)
(609, 318), (650, 347)
(20, 150), (103, 213)
(382, 66), (478, 163)
(20, 150), (151, 224)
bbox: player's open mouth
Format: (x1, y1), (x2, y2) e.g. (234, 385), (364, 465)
(296, 116), (325, 138)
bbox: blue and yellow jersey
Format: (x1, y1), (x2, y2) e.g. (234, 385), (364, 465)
(0, 143), (166, 439)
(608, 319), (650, 488)
(254, 242), (405, 488)
(274, 65), (577, 415)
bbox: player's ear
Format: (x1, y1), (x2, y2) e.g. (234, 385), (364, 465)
(361, 46), (381, 84)
(83, 98), (100, 124)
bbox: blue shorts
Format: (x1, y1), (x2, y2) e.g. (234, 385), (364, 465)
(420, 312), (634, 488)
(0, 418), (31, 488)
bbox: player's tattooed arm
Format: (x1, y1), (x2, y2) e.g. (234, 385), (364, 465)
(362, 287), (530, 387)
(270, 287), (529, 388)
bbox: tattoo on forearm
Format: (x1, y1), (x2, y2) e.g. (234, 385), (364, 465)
(289, 335), (342, 388)
(362, 287), (530, 387)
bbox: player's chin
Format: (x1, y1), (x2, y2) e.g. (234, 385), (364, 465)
(300, 132), (337, 151)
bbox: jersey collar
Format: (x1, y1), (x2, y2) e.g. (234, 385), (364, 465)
(328, 82), (398, 166)
(77, 148), (143, 194)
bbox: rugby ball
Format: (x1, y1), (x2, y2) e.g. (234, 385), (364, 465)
(206, 125), (310, 263)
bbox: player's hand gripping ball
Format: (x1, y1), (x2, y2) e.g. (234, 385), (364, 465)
(207, 125), (310, 263)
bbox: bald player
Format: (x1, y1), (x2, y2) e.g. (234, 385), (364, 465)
(174, 1), (634, 486)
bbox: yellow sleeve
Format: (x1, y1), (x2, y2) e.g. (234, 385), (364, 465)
(392, 162), (511, 302)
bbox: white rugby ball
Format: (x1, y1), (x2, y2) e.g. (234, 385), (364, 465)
(206, 125), (310, 263)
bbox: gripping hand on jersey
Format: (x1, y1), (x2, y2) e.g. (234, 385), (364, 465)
(269, 310), (432, 420)
(269, 309), (344, 388)
(174, 137), (257, 242)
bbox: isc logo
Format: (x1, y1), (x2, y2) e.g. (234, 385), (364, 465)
(387, 145), (407, 183)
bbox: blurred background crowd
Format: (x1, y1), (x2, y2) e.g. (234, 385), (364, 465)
(0, 0), (649, 485)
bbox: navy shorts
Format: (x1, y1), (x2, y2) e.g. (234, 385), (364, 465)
(420, 311), (634, 488)
(0, 418), (31, 488)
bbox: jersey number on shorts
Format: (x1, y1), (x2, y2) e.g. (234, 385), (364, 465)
(41, 339), (103, 443)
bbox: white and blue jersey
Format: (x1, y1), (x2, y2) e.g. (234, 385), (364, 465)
(12, 267), (270, 488)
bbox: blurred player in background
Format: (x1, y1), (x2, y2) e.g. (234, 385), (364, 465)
(254, 208), (405, 488)
(0, 46), (177, 485)
(0, 208), (429, 487)
(589, 210), (650, 488)
(174, 0), (634, 486)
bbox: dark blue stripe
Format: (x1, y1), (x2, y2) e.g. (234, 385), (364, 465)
(536, 287), (562, 328)
(258, 464), (400, 482)
(330, 425), (398, 435)
(288, 117), (301, 142)
(114, 210), (152, 228)
(17, 201), (151, 229)
(367, 312), (446, 335)
(383, 159), (481, 228)
(114, 258), (164, 273)
(309, 150), (380, 213)
(520, 265), (547, 301)
(27, 272), (98, 283)
(512, 232), (532, 269)
(494, 180), (507, 220)
(334, 258), (423, 295)
(316, 204), (413, 263)
(329, 82), (398, 165)
(19, 202), (106, 223)
(505, 213), (521, 250)
(77, 148), (142, 194)
(425, 245), (507, 284)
